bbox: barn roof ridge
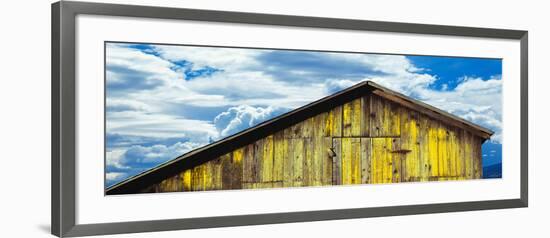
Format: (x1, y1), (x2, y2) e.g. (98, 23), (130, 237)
(106, 81), (494, 195)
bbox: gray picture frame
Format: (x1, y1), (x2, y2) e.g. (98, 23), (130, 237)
(51, 1), (528, 237)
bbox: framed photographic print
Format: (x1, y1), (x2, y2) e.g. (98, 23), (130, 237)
(52, 1), (528, 237)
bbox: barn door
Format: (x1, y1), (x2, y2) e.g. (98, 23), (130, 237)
(331, 137), (405, 185)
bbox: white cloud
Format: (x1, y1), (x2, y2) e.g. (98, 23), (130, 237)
(153, 45), (263, 71)
(409, 76), (502, 142)
(106, 172), (127, 182)
(214, 105), (287, 137)
(107, 111), (218, 141)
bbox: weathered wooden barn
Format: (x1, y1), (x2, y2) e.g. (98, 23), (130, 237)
(106, 81), (493, 195)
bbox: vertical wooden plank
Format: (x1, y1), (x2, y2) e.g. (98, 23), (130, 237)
(210, 158), (223, 190)
(361, 96), (370, 137)
(232, 148), (243, 189)
(261, 135), (274, 183)
(408, 111), (421, 182)
(400, 108), (410, 182)
(456, 130), (466, 180)
(312, 113), (326, 186)
(253, 138), (264, 183)
(192, 165), (201, 191)
(282, 128), (293, 187)
(392, 138), (402, 183)
(343, 101), (353, 137)
(322, 137), (334, 185)
(292, 138), (304, 187)
(473, 137), (483, 179)
(428, 122), (440, 178)
(183, 169), (192, 192)
(370, 94), (383, 137)
(303, 137), (314, 186)
(383, 138), (394, 183)
(371, 138), (381, 184)
(221, 153), (233, 190)
(437, 126), (449, 177)
(202, 162), (213, 191)
(242, 143), (255, 183)
(360, 138), (371, 184)
(448, 127), (459, 178)
(389, 102), (401, 136)
(332, 106), (343, 137)
(464, 131), (474, 179)
(341, 137), (352, 185)
(351, 98), (362, 136)
(418, 115), (430, 181)
(325, 109), (334, 137)
(350, 138), (361, 184)
(273, 131), (285, 187)
(371, 138), (393, 184)
(332, 138), (342, 185)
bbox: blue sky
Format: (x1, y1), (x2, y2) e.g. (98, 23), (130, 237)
(105, 43), (502, 187)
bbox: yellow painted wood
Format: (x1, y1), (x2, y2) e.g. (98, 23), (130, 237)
(392, 138), (402, 183)
(292, 138), (304, 187)
(343, 101), (353, 137)
(370, 95), (400, 137)
(183, 169), (192, 191)
(312, 136), (323, 186)
(360, 138), (371, 184)
(231, 148), (243, 189)
(418, 115), (430, 181)
(304, 137), (314, 186)
(192, 165), (201, 191)
(322, 137), (333, 185)
(456, 130), (466, 179)
(325, 110), (334, 137)
(283, 128), (293, 187)
(371, 138), (393, 184)
(211, 158), (223, 190)
(261, 135), (274, 183)
(370, 94), (383, 137)
(350, 138), (361, 184)
(332, 138), (342, 185)
(428, 125), (439, 177)
(242, 144), (255, 183)
(437, 126), (448, 177)
(351, 98), (362, 136)
(473, 137), (482, 179)
(341, 137), (352, 185)
(273, 131), (285, 183)
(203, 163), (213, 190)
(448, 128), (458, 177)
(464, 132), (474, 179)
(361, 96), (370, 137)
(332, 106), (343, 137)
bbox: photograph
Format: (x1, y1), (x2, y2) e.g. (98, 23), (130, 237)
(104, 42), (503, 195)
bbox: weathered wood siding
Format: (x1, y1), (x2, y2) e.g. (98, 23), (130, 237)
(141, 94), (485, 193)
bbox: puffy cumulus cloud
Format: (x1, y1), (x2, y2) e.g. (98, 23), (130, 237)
(214, 105), (289, 137)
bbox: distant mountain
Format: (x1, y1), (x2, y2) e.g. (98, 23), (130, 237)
(483, 163), (502, 179)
